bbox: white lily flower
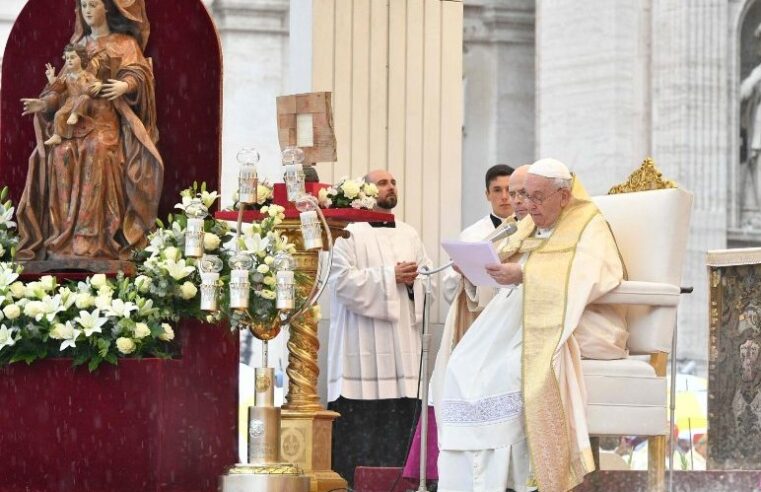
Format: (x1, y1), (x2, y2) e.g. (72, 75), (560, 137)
(173, 195), (193, 212)
(106, 299), (138, 319)
(0, 324), (16, 351)
(0, 264), (19, 291)
(40, 294), (65, 322)
(164, 258), (195, 280)
(242, 234), (270, 256)
(200, 190), (219, 208)
(75, 309), (108, 337)
(0, 206), (16, 229)
(59, 322), (82, 351)
(137, 298), (155, 316)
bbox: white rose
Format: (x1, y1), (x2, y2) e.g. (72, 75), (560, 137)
(164, 246), (181, 262)
(263, 275), (275, 286)
(90, 274), (108, 289)
(40, 275), (56, 291)
(97, 285), (114, 298)
(340, 180), (360, 199)
(134, 322), (151, 339)
(179, 281), (198, 300)
(256, 264), (269, 274)
(363, 183), (379, 196)
(203, 233), (221, 251)
(116, 337), (136, 354)
(0, 244), (4, 258)
(49, 323), (67, 340)
(256, 184), (272, 204)
(95, 295), (112, 311)
(9, 282), (25, 299)
(75, 292), (95, 309)
(23, 301), (44, 318)
(3, 304), (20, 320)
(135, 275), (152, 294)
(264, 256), (274, 265)
(159, 323), (175, 341)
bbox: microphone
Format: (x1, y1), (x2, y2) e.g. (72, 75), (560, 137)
(486, 221), (518, 242)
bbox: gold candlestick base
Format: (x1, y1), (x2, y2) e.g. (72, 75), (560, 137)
(280, 409), (348, 491)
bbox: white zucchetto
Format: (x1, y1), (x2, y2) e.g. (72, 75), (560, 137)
(528, 158), (572, 180)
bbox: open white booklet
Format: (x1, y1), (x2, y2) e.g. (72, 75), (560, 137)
(441, 240), (502, 288)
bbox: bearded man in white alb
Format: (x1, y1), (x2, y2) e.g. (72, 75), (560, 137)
(327, 169), (433, 485)
(434, 159), (628, 492)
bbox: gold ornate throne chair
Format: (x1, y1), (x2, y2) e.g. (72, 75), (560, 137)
(584, 159), (694, 491)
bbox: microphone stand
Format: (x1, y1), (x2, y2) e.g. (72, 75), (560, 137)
(413, 262), (449, 492)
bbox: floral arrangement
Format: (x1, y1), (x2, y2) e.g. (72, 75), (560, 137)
(0, 187), (18, 262)
(0, 182), (303, 371)
(317, 177), (378, 210)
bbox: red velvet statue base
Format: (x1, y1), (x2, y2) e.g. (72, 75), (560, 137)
(0, 320), (239, 492)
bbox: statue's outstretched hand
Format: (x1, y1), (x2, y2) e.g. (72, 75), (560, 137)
(21, 98), (45, 116)
(45, 63), (56, 84)
(101, 79), (129, 101)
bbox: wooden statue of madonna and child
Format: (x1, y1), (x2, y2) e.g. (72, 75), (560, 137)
(17, 0), (163, 274)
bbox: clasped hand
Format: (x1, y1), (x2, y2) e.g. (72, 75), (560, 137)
(395, 261), (419, 286)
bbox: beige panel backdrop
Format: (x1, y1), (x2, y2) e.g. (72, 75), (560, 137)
(312, 0), (464, 322)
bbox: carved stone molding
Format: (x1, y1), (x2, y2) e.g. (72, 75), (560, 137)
(464, 0), (534, 45)
(608, 158), (678, 195)
(211, 0), (289, 35)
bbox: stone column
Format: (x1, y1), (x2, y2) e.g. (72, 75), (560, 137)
(536, 0), (729, 364)
(651, 0), (729, 363)
(211, 0), (290, 201)
(536, 0), (652, 191)
(462, 0), (535, 227)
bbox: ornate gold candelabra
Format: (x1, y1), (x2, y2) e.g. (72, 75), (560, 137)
(214, 146), (347, 492)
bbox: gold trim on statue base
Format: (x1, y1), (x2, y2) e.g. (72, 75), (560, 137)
(608, 157), (677, 195)
(280, 409), (348, 492)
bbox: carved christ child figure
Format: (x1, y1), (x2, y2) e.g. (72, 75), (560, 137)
(43, 44), (102, 146)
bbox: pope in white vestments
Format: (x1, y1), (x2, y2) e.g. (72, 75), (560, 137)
(327, 169), (433, 484)
(434, 159), (628, 492)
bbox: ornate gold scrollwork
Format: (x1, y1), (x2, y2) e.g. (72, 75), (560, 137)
(608, 157), (678, 195)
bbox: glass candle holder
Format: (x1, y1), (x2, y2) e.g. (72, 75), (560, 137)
(184, 199), (208, 258)
(200, 272), (220, 311)
(198, 255), (223, 312)
(276, 270), (295, 311)
(283, 164), (305, 202)
(237, 148), (260, 204)
(229, 252), (253, 310)
(229, 269), (250, 310)
(299, 210), (323, 250)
